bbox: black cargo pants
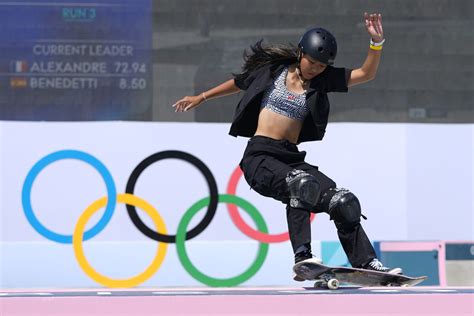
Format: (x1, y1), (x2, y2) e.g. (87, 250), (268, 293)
(239, 135), (376, 267)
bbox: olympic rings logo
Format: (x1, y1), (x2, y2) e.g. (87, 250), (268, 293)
(22, 150), (316, 288)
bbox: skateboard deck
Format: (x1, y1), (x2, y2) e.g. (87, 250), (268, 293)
(293, 261), (427, 290)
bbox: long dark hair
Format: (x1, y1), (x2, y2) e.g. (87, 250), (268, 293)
(233, 39), (299, 81)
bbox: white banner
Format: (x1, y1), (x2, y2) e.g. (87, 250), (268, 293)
(0, 121), (472, 288)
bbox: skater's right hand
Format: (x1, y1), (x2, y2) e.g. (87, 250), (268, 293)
(172, 94), (205, 112)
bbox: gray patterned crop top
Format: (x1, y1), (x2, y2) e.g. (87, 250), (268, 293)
(260, 67), (310, 121)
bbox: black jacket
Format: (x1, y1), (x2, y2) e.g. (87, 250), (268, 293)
(229, 58), (351, 143)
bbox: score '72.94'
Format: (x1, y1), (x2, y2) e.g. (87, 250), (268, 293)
(114, 62), (147, 74)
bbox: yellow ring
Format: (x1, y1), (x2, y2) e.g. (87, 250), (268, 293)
(73, 193), (168, 288)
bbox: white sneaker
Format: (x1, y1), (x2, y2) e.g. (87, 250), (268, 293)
(292, 257), (323, 281)
(362, 258), (403, 275)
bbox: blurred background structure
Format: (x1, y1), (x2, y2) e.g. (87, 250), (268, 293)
(152, 0), (473, 125)
(1, 0), (472, 124)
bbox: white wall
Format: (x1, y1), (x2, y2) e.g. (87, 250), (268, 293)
(1, 121), (472, 288)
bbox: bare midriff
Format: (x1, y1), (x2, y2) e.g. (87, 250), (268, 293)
(254, 107), (303, 144)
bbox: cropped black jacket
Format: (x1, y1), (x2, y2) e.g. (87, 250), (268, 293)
(229, 58), (351, 143)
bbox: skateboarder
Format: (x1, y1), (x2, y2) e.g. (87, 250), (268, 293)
(173, 12), (402, 281)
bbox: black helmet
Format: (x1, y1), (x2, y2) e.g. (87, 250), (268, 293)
(298, 27), (337, 65)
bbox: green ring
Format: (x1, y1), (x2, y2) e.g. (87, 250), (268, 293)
(176, 194), (269, 287)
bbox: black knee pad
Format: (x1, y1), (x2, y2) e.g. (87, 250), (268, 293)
(286, 169), (321, 209)
(320, 188), (362, 225)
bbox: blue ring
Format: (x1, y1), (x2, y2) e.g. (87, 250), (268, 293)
(22, 150), (116, 244)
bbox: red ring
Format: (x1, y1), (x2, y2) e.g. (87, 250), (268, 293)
(226, 165), (316, 243)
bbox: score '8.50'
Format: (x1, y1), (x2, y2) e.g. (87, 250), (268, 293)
(119, 78), (147, 90)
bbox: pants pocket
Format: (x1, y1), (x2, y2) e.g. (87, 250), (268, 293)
(251, 162), (276, 198)
(240, 156), (274, 197)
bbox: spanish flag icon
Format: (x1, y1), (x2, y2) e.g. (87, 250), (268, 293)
(10, 77), (28, 88)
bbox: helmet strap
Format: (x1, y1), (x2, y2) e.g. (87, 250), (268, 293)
(296, 67), (308, 85)
(296, 50), (308, 85)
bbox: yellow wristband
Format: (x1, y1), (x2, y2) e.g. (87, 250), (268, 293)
(370, 44), (383, 51)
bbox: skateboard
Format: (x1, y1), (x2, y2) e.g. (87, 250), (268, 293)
(293, 261), (427, 290)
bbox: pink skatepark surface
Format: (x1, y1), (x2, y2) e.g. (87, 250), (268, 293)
(1, 287), (473, 316)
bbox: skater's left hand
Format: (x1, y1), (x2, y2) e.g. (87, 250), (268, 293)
(364, 12), (384, 43)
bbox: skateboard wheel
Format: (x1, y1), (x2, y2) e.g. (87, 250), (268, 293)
(327, 279), (339, 290)
(401, 284), (410, 287)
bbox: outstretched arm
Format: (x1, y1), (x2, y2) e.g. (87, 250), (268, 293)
(173, 79), (241, 112)
(348, 12), (385, 87)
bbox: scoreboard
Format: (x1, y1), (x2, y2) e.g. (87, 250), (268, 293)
(0, 0), (152, 120)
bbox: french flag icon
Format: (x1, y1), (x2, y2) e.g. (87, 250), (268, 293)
(10, 60), (28, 73)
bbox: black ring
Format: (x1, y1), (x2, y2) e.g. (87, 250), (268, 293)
(125, 150), (218, 243)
